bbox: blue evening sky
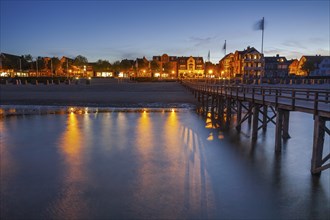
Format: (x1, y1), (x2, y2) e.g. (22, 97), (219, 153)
(1, 0), (329, 63)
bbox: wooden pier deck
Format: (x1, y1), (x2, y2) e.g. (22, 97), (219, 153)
(181, 80), (330, 175)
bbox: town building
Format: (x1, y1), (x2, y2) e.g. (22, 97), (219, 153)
(135, 56), (151, 77)
(0, 53), (28, 77)
(264, 54), (291, 78)
(288, 59), (299, 75)
(177, 56), (204, 78)
(218, 53), (234, 78)
(152, 54), (177, 78)
(310, 57), (330, 76)
(204, 61), (218, 78)
(233, 46), (264, 78)
(296, 55), (330, 76)
(218, 47), (264, 78)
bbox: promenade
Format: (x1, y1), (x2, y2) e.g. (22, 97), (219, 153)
(0, 79), (198, 108)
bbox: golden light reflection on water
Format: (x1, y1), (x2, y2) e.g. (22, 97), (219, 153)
(116, 112), (128, 149)
(133, 112), (215, 217)
(181, 119), (214, 215)
(0, 119), (16, 185)
(52, 113), (87, 219)
(163, 111), (181, 165)
(207, 132), (214, 141)
(136, 111), (153, 157)
(62, 113), (82, 156)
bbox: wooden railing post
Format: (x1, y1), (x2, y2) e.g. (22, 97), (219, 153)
(243, 87), (246, 100)
(262, 88), (265, 105)
(275, 89), (278, 107)
(314, 92), (319, 115)
(292, 89), (296, 110)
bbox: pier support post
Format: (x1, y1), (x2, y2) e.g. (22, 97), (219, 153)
(218, 97), (224, 125)
(201, 93), (205, 114)
(205, 94), (209, 115)
(225, 98), (232, 129)
(236, 101), (242, 132)
(262, 105), (268, 131)
(248, 102), (252, 125)
(275, 108), (284, 152)
(252, 104), (260, 140)
(211, 95), (215, 117)
(311, 115), (326, 175)
(282, 110), (291, 139)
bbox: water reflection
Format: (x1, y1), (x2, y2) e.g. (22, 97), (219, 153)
(0, 118), (17, 218)
(1, 111), (329, 219)
(51, 113), (88, 219)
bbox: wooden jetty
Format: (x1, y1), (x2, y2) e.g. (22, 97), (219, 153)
(181, 80), (330, 175)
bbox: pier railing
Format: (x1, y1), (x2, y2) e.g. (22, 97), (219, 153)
(182, 80), (330, 117)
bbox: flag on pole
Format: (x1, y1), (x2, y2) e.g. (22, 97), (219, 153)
(254, 17), (264, 31)
(254, 17), (265, 54)
(222, 40), (227, 55)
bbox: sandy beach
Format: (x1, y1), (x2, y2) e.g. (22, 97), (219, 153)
(0, 79), (198, 108)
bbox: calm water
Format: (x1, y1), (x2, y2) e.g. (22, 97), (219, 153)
(1, 110), (329, 219)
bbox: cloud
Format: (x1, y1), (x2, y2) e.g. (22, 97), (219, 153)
(281, 40), (307, 49)
(189, 36), (216, 47)
(308, 37), (328, 44)
(263, 48), (283, 55)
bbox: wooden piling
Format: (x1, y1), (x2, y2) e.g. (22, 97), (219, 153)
(311, 115), (325, 175)
(225, 98), (232, 129)
(236, 101), (242, 131)
(252, 104), (260, 140)
(282, 110), (291, 139)
(262, 105), (268, 131)
(248, 102), (252, 125)
(275, 108), (283, 152)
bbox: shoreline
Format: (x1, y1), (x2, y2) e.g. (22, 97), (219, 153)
(0, 104), (196, 117)
(0, 81), (199, 116)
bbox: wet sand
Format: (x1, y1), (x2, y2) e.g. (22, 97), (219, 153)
(0, 79), (198, 108)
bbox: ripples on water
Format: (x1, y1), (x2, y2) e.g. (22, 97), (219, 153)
(0, 111), (329, 219)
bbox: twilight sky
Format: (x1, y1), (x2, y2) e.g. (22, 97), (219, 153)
(1, 0), (329, 63)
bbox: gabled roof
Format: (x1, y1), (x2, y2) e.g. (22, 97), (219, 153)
(244, 47), (260, 54)
(264, 56), (287, 63)
(219, 53), (234, 62)
(302, 56), (330, 64)
(177, 56), (204, 61)
(1, 52), (22, 60)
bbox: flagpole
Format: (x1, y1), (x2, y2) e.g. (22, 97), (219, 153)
(261, 17), (264, 54)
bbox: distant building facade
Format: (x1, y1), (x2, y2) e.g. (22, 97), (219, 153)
(288, 59), (299, 75)
(135, 56), (151, 77)
(152, 54), (177, 78)
(177, 56), (204, 78)
(218, 53), (234, 78)
(296, 55), (330, 76)
(264, 54), (291, 78)
(310, 57), (330, 76)
(218, 47), (264, 78)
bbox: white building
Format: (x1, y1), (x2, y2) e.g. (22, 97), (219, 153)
(310, 57), (330, 76)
